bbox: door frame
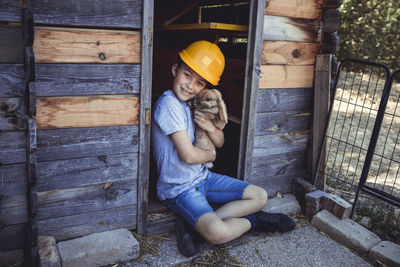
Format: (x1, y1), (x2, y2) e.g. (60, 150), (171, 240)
(137, 0), (154, 236)
(237, 0), (265, 180)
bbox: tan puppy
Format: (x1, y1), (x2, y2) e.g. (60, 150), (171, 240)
(192, 89), (228, 168)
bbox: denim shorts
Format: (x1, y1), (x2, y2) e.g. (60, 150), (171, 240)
(166, 171), (250, 228)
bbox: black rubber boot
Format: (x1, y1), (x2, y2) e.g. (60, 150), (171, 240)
(255, 211), (296, 233)
(175, 216), (196, 257)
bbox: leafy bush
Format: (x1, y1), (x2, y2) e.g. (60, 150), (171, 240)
(337, 0), (400, 71)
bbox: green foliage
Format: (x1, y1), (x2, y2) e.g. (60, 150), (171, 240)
(337, 0), (400, 71)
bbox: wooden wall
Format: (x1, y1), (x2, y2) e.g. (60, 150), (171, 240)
(0, 0), (143, 254)
(248, 0), (340, 196)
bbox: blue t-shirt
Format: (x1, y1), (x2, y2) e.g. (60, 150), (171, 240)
(152, 90), (208, 200)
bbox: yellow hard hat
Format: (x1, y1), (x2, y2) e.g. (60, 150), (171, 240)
(179, 40), (225, 86)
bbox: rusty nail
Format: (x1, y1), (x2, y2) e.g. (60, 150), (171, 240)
(98, 52), (107, 61)
(125, 84), (132, 91)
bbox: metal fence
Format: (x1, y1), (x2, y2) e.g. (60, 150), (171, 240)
(314, 59), (400, 243)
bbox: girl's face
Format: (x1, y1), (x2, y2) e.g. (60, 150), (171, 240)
(171, 63), (207, 102)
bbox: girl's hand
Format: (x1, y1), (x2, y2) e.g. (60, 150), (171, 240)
(194, 110), (217, 133)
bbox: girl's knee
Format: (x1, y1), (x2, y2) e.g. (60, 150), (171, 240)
(244, 185), (268, 207)
(196, 216), (231, 244)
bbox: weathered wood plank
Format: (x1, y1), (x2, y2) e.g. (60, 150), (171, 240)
(38, 180), (137, 220)
(262, 41), (319, 65)
(37, 153), (138, 191)
(32, 81), (140, 97)
(0, 26), (23, 63)
(313, 55), (332, 190)
(263, 15), (320, 42)
(255, 110), (312, 135)
(259, 65), (315, 89)
(0, 0), (22, 22)
(322, 8), (341, 33)
(0, 131), (25, 164)
(0, 98), (25, 130)
(37, 205), (137, 241)
(238, 0), (266, 181)
(253, 130), (310, 157)
(257, 88), (312, 113)
(265, 0), (322, 19)
(36, 63), (141, 84)
(0, 194), (27, 225)
(36, 95), (140, 129)
(0, 164), (26, 197)
(251, 151), (306, 179)
(34, 27), (141, 64)
(0, 64), (25, 97)
(36, 125), (139, 161)
(320, 32), (340, 54)
(31, 0), (142, 28)
(323, 0), (343, 8)
(0, 223), (25, 251)
(249, 173), (304, 197)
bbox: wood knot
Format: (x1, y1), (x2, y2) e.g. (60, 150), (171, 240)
(125, 84), (132, 91)
(98, 52), (107, 61)
(292, 49), (301, 58)
(96, 41), (100, 46)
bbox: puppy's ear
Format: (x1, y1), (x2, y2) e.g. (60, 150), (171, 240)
(212, 89), (228, 128)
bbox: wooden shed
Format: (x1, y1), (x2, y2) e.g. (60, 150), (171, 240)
(0, 0), (341, 264)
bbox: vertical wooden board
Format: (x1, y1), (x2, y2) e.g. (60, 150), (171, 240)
(36, 95), (140, 129)
(313, 55), (331, 189)
(37, 153), (138, 191)
(257, 88), (313, 113)
(0, 131), (25, 164)
(238, 0), (266, 180)
(0, 164), (26, 197)
(253, 130), (310, 157)
(251, 151), (306, 179)
(34, 27), (141, 64)
(37, 180), (137, 220)
(32, 0), (142, 28)
(259, 65), (315, 89)
(0, 64), (25, 97)
(265, 0), (322, 19)
(0, 0), (22, 22)
(263, 15), (320, 42)
(0, 194), (27, 225)
(0, 26), (23, 63)
(262, 41), (319, 65)
(255, 110), (311, 135)
(0, 223), (25, 251)
(0, 98), (25, 130)
(37, 205), (137, 241)
(37, 125), (139, 161)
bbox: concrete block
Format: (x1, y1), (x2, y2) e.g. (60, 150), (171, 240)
(262, 193), (301, 215)
(0, 249), (24, 267)
(312, 210), (381, 256)
(291, 177), (317, 212)
(320, 194), (352, 219)
(304, 190), (329, 219)
(369, 241), (400, 267)
(57, 228), (139, 267)
(38, 236), (61, 267)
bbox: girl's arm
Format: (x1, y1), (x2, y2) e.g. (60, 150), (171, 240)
(170, 130), (216, 165)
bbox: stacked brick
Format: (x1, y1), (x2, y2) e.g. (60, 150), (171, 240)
(305, 190), (352, 220)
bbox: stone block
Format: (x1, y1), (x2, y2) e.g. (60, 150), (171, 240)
(369, 241), (400, 267)
(38, 236), (61, 267)
(320, 194), (352, 219)
(57, 228), (139, 267)
(304, 190), (329, 219)
(312, 210), (381, 256)
(291, 177), (317, 212)
(262, 193), (301, 215)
